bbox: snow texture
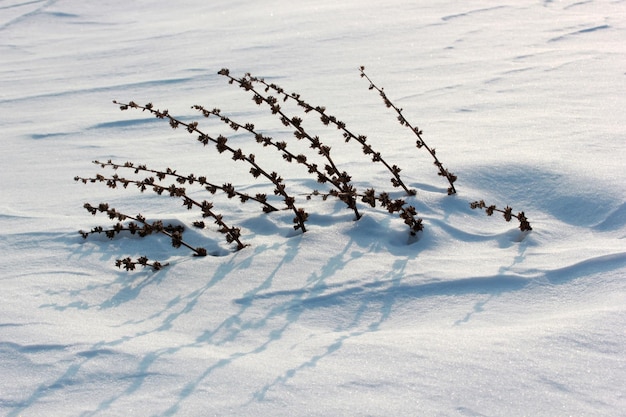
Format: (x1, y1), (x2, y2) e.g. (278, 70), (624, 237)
(1, 1), (625, 416)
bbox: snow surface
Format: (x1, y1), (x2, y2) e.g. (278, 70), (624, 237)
(1, 0), (625, 416)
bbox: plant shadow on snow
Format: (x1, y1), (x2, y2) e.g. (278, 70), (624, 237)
(7, 198), (620, 404)
(462, 163), (624, 228)
(30, 156), (626, 414)
(13, 133), (621, 416)
(30, 223), (392, 413)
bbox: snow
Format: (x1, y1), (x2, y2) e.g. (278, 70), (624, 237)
(1, 0), (625, 416)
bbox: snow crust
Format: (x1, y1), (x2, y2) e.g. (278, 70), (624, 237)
(1, 1), (624, 416)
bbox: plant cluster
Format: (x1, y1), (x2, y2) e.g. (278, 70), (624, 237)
(77, 67), (531, 270)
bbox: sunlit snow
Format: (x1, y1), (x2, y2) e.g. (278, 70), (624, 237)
(1, 1), (624, 416)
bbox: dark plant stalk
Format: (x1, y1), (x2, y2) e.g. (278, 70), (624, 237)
(306, 189), (423, 236)
(80, 202), (208, 256)
(75, 174), (247, 250)
(116, 256), (168, 271)
(247, 74), (416, 196)
(79, 221), (184, 239)
(217, 69), (361, 220)
(470, 200), (532, 232)
(359, 66), (457, 195)
(193, 105), (363, 219)
(74, 69), (534, 271)
(112, 100), (308, 232)
(92, 159), (278, 213)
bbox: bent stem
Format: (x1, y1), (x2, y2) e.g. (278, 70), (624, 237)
(359, 66), (457, 195)
(248, 73), (416, 196)
(113, 100), (308, 233)
(470, 200), (532, 232)
(193, 105), (363, 220)
(76, 174), (247, 250)
(218, 69), (362, 220)
(80, 202), (208, 256)
(92, 159), (278, 213)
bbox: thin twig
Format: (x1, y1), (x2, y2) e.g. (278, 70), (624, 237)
(112, 100), (308, 232)
(248, 74), (416, 196)
(359, 66), (457, 195)
(470, 200), (532, 232)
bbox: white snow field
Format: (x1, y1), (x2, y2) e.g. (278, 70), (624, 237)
(1, 0), (625, 416)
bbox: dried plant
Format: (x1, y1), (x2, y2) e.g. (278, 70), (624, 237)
(359, 66), (458, 195)
(470, 200), (532, 232)
(246, 73), (416, 196)
(79, 202), (203, 270)
(193, 99), (423, 234)
(76, 67), (531, 271)
(192, 105), (366, 219)
(75, 172), (247, 251)
(91, 159), (278, 212)
(307, 189), (423, 235)
(112, 100), (308, 232)
(116, 257), (168, 272)
(218, 69), (362, 220)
